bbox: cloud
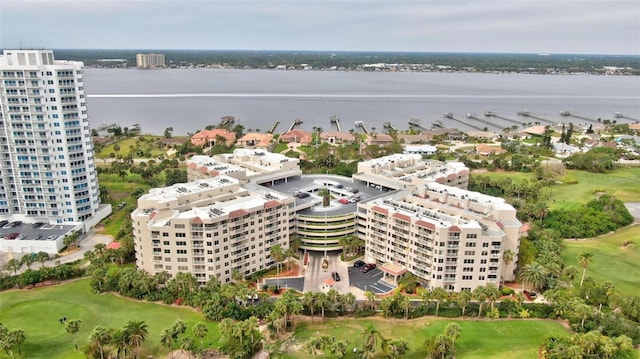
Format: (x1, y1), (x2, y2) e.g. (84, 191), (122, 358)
(1, 0), (638, 54)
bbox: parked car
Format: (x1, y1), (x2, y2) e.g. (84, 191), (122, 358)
(331, 272), (341, 281)
(6, 232), (19, 240)
(350, 188), (360, 193)
(335, 184), (344, 189)
(16, 234), (27, 240)
(0, 233), (5, 239)
(296, 192), (310, 199)
(361, 263), (377, 273)
(353, 260), (365, 267)
(32, 222), (45, 228)
(338, 198), (350, 204)
(0, 220), (8, 227)
(9, 221), (22, 227)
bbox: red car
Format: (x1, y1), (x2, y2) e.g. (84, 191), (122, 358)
(338, 198), (350, 204)
(361, 263), (377, 273)
(6, 232), (19, 240)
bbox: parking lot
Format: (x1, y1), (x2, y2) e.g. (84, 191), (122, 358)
(348, 266), (397, 294)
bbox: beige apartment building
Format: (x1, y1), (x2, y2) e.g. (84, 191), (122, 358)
(135, 53), (165, 69)
(358, 182), (523, 291)
(132, 177), (293, 284)
(135, 150), (521, 291)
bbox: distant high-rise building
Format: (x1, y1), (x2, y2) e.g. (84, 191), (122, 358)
(136, 53), (165, 69)
(0, 49), (103, 223)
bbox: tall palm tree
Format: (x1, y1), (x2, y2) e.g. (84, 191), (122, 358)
(344, 292), (356, 314)
(302, 292), (317, 321)
(318, 187), (331, 207)
(4, 259), (21, 276)
(431, 287), (448, 317)
(578, 251), (593, 288)
(444, 323), (462, 354)
(192, 322), (208, 352)
(501, 249), (516, 286)
(9, 329), (25, 357)
(65, 319), (81, 351)
(109, 329), (131, 359)
(360, 323), (382, 354)
(315, 291), (330, 320)
(269, 244), (285, 288)
(124, 320), (149, 359)
(519, 261), (548, 292)
(160, 328), (174, 359)
(89, 326), (111, 359)
(484, 285), (501, 312)
(455, 290), (472, 316)
(473, 286), (488, 318)
(364, 291), (376, 311)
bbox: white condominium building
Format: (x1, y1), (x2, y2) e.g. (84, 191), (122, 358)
(0, 50), (101, 223)
(353, 154), (469, 191)
(187, 149), (302, 184)
(132, 177), (293, 284)
(359, 182), (523, 291)
(135, 53), (165, 69)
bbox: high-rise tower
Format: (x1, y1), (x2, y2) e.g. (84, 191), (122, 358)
(0, 50), (101, 223)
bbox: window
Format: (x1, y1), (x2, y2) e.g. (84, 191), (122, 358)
(176, 249), (187, 254)
(464, 251), (475, 256)
(482, 242), (489, 248)
(463, 259), (475, 264)
(465, 242), (476, 247)
(462, 275), (472, 280)
(466, 234), (477, 239)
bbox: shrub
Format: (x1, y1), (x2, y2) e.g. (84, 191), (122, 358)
(501, 286), (515, 296)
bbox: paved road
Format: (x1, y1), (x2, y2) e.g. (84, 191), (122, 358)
(0, 232), (113, 275)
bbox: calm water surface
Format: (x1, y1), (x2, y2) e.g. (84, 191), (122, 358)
(83, 68), (640, 135)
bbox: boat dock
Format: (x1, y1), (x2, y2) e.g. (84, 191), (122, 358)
(408, 118), (429, 131)
(560, 111), (599, 124)
(330, 115), (342, 132)
(517, 111), (555, 125)
(466, 113), (501, 130)
(268, 120), (280, 134)
(355, 120), (369, 134)
(484, 111), (525, 127)
(442, 112), (486, 131)
(288, 118), (303, 132)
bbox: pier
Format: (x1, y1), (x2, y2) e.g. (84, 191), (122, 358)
(484, 111), (527, 127)
(220, 115), (235, 127)
(517, 111), (555, 125)
(92, 123), (119, 132)
(355, 120), (369, 134)
(559, 111), (599, 124)
(408, 118), (429, 131)
(383, 121), (397, 132)
(465, 113), (501, 130)
(330, 115), (342, 132)
(268, 120), (279, 134)
(614, 112), (639, 122)
(288, 118), (303, 132)
(442, 112), (486, 131)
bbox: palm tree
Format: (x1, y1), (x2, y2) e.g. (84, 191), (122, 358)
(65, 319), (81, 350)
(473, 286), (488, 318)
(315, 291), (330, 320)
(381, 338), (409, 359)
(344, 292), (356, 314)
(35, 251), (50, 268)
(4, 259), (21, 276)
(192, 322), (208, 352)
(484, 284), (501, 312)
(417, 287), (432, 311)
(519, 261), (548, 292)
(455, 290), (472, 316)
(160, 328), (174, 359)
(269, 244), (285, 288)
(124, 320), (149, 359)
(110, 329), (131, 359)
(578, 251), (593, 288)
(20, 255), (35, 270)
(444, 323), (461, 354)
(360, 323), (382, 354)
(431, 287), (448, 317)
(9, 329), (25, 357)
(89, 326), (111, 359)
(364, 290), (376, 310)
(302, 291), (318, 321)
(318, 187), (331, 207)
(501, 249), (516, 286)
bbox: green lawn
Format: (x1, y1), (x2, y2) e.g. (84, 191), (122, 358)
(561, 225), (640, 296)
(0, 279), (218, 359)
(281, 318), (569, 359)
(551, 168), (640, 210)
(96, 136), (168, 159)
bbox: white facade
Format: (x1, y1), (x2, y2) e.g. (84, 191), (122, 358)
(0, 50), (102, 223)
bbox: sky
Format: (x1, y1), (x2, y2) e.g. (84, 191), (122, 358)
(1, 0), (639, 55)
